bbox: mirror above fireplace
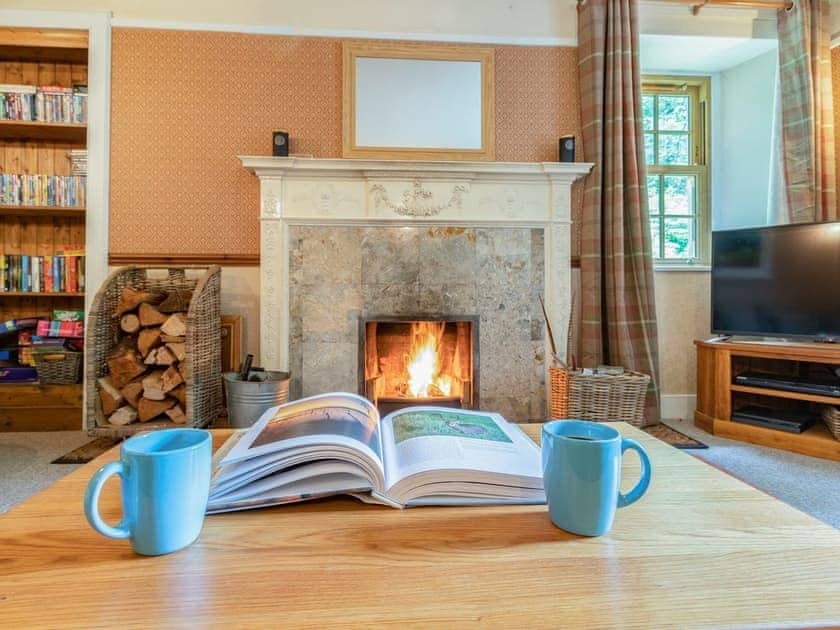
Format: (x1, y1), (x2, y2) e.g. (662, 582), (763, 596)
(342, 41), (495, 161)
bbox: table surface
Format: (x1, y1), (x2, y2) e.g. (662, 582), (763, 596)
(1, 423), (839, 628)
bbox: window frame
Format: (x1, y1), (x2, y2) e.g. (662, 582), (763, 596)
(642, 75), (711, 266)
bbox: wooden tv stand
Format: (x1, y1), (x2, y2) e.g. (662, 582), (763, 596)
(694, 339), (840, 462)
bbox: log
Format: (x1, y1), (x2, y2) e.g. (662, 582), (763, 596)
(108, 406), (138, 426)
(138, 397), (176, 422)
(161, 313), (187, 337)
(165, 406), (187, 425)
(170, 384), (187, 407)
(142, 370), (166, 401)
(158, 289), (192, 313)
(144, 348), (159, 365)
(155, 346), (176, 366)
(137, 327), (162, 358)
(121, 381), (144, 409)
(160, 335), (185, 344)
(166, 342), (186, 362)
(106, 335), (137, 357)
(178, 362), (188, 380)
(137, 302), (168, 327)
(107, 349), (146, 389)
(119, 313), (140, 334)
(161, 365), (183, 393)
(97, 376), (124, 416)
(114, 287), (162, 317)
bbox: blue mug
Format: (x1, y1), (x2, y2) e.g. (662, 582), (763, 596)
(84, 428), (212, 555)
(541, 420), (651, 536)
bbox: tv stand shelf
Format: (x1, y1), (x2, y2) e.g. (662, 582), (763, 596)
(694, 339), (840, 462)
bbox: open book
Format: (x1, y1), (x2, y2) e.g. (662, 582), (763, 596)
(208, 392), (545, 512)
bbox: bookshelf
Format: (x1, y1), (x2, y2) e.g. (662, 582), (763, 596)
(0, 26), (88, 430)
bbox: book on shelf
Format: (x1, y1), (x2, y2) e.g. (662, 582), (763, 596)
(67, 149), (88, 176)
(0, 174), (86, 207)
(0, 251), (85, 293)
(208, 392), (544, 514)
(0, 84), (87, 124)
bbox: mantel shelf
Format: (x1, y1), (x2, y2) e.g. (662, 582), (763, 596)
(239, 156), (593, 183)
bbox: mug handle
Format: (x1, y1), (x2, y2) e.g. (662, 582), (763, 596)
(83, 461), (131, 539)
(617, 438), (652, 508)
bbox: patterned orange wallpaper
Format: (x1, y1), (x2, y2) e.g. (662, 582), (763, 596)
(110, 29), (582, 256)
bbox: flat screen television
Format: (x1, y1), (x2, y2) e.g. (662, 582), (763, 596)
(711, 221), (840, 341)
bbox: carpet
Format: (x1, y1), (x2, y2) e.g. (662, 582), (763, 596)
(642, 422), (708, 449)
(51, 437), (121, 464)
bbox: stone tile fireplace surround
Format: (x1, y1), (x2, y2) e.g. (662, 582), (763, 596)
(241, 157), (591, 421)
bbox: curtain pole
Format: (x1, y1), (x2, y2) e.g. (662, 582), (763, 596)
(577, 0), (793, 11)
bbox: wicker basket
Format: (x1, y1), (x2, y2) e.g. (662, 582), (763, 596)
(33, 349), (82, 385)
(85, 266), (223, 437)
(822, 406), (840, 441)
(549, 367), (651, 427)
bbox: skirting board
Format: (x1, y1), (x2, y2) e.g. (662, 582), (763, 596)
(661, 394), (697, 421)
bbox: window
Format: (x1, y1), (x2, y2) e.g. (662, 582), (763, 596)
(642, 77), (710, 264)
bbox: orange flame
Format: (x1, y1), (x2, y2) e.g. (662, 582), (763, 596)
(405, 322), (453, 398)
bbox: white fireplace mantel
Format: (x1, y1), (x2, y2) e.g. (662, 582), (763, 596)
(241, 156), (592, 383)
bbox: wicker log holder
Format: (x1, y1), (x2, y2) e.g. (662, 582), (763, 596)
(85, 266), (223, 437)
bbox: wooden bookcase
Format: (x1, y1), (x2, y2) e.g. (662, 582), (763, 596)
(0, 27), (87, 431)
(695, 339), (840, 462)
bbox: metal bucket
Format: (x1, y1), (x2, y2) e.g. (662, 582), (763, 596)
(223, 371), (290, 428)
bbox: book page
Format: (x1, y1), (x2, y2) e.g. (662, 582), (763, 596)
(220, 393), (384, 474)
(380, 407), (541, 490)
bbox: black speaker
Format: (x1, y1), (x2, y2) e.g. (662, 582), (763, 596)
(272, 129), (289, 157)
(559, 135), (575, 162)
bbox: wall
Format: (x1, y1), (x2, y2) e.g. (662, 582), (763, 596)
(713, 47), (778, 229)
(0, 0), (579, 42)
(654, 272), (711, 418)
(106, 27), (582, 362)
(109, 29), (582, 257)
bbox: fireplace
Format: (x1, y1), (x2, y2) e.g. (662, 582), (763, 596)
(360, 316), (478, 415)
(243, 156), (592, 421)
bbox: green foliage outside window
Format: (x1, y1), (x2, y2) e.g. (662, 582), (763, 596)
(643, 88), (702, 261)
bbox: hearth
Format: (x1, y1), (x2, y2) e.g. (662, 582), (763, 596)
(359, 316), (478, 415)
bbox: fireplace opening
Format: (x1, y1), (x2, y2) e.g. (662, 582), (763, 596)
(359, 316), (478, 416)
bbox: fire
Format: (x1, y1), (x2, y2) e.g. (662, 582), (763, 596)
(405, 322), (453, 398)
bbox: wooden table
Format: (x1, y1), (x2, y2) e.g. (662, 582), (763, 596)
(1, 423), (839, 628)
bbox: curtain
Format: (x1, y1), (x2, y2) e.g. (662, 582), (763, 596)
(777, 0), (836, 223)
(578, 0), (660, 425)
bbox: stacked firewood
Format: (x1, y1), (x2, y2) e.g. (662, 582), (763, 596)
(97, 287), (191, 426)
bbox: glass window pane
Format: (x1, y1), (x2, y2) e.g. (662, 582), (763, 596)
(663, 218), (695, 259)
(658, 95), (690, 131)
(658, 133), (690, 165)
(644, 133), (655, 165)
(643, 95), (655, 131)
(663, 175), (695, 215)
(646, 175), (659, 214)
(650, 221), (661, 258)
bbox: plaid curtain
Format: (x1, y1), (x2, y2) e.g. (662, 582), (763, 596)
(578, 0), (660, 425)
(777, 0), (836, 223)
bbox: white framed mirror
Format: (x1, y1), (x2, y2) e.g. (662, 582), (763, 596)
(342, 42), (495, 161)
